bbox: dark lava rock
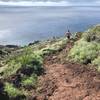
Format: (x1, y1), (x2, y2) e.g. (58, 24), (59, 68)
(28, 41), (40, 46)
(12, 95), (26, 100)
(0, 80), (9, 100)
(5, 45), (19, 49)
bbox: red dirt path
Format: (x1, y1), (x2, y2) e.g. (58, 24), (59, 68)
(37, 41), (100, 100)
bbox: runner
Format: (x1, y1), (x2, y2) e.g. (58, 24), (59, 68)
(65, 30), (72, 39)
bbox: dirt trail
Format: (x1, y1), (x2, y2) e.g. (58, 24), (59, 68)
(37, 41), (100, 100)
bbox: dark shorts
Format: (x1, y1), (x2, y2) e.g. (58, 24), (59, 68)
(67, 35), (70, 39)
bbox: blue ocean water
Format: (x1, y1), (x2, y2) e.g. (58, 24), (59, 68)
(0, 6), (100, 45)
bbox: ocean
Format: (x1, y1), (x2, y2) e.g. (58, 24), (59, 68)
(0, 5), (100, 45)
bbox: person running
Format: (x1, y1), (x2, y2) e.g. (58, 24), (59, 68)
(65, 30), (72, 39)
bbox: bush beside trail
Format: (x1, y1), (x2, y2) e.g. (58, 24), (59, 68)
(68, 25), (100, 71)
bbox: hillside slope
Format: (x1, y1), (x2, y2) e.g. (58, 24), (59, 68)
(38, 40), (100, 100)
(0, 25), (100, 100)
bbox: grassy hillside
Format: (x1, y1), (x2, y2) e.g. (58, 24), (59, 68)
(0, 25), (100, 99)
(0, 37), (67, 99)
(68, 25), (100, 71)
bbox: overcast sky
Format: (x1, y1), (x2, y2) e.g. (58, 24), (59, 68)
(0, 0), (100, 6)
(0, 0), (100, 3)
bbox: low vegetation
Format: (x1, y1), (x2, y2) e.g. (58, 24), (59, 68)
(4, 83), (23, 98)
(21, 74), (38, 89)
(0, 25), (100, 99)
(68, 25), (100, 71)
(0, 37), (67, 99)
(82, 25), (100, 42)
(68, 39), (99, 63)
(92, 56), (100, 71)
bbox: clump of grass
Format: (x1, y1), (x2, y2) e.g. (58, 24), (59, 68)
(42, 48), (57, 55)
(21, 74), (38, 88)
(41, 37), (67, 55)
(82, 25), (100, 42)
(4, 82), (23, 98)
(17, 47), (34, 67)
(17, 47), (43, 68)
(3, 60), (21, 78)
(92, 56), (100, 71)
(2, 47), (43, 78)
(68, 39), (99, 64)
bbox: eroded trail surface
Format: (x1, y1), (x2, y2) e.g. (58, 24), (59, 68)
(37, 42), (100, 100)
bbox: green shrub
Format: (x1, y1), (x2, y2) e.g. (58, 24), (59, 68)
(32, 53), (43, 65)
(92, 56), (100, 71)
(17, 47), (43, 67)
(21, 74), (38, 88)
(3, 60), (21, 78)
(82, 25), (100, 42)
(17, 48), (34, 67)
(4, 83), (23, 98)
(2, 47), (44, 78)
(30, 53), (44, 75)
(41, 37), (67, 55)
(74, 32), (83, 40)
(42, 48), (56, 55)
(68, 39), (99, 64)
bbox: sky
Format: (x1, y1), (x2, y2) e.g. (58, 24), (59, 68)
(0, 0), (99, 3)
(0, 0), (100, 6)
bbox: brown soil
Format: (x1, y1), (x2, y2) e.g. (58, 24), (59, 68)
(37, 41), (100, 100)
